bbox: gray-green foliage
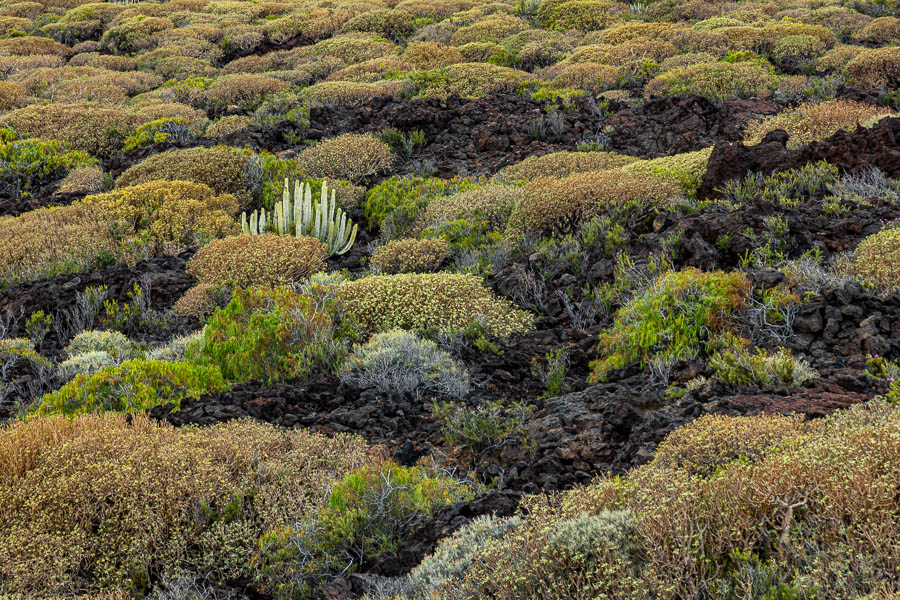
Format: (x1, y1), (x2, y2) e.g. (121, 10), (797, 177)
(57, 350), (116, 381)
(546, 509), (639, 563)
(241, 178), (358, 257)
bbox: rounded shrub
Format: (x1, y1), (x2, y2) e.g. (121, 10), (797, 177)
(147, 331), (205, 362)
(0, 80), (26, 110)
(495, 151), (639, 181)
(853, 227), (900, 292)
(35, 359), (228, 416)
(845, 46), (900, 90)
(506, 169), (675, 237)
(116, 146), (253, 207)
(56, 351), (116, 381)
(743, 100), (896, 149)
(414, 184), (523, 235)
(0, 36), (72, 57)
(204, 73), (290, 111)
(413, 63), (533, 99)
(0, 413), (368, 594)
(295, 133), (395, 183)
(369, 238), (451, 274)
(205, 115), (250, 139)
(1, 103), (143, 157)
(186, 234), (328, 288)
(403, 41), (465, 69)
(99, 15), (173, 54)
(644, 60), (776, 102)
(300, 80), (387, 106)
(64, 330), (135, 359)
(341, 328), (470, 399)
(337, 273), (533, 337)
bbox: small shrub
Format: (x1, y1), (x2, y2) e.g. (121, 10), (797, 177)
(121, 118), (199, 153)
(172, 283), (224, 319)
(57, 167), (105, 195)
(64, 330), (135, 360)
(0, 133), (97, 200)
(852, 227), (900, 292)
(411, 63), (533, 99)
(188, 286), (346, 384)
(312, 34), (397, 64)
(35, 359), (227, 416)
(99, 15), (173, 54)
(56, 351), (117, 381)
(147, 331), (205, 362)
(0, 35), (72, 57)
(341, 329), (470, 399)
(619, 147), (713, 195)
(369, 238), (450, 274)
(845, 46), (900, 89)
(506, 169), (674, 237)
(295, 133), (395, 183)
(711, 346), (818, 391)
(363, 175), (478, 235)
(495, 151), (638, 181)
(337, 273), (533, 337)
(0, 80), (26, 110)
(413, 184), (522, 237)
(300, 80), (387, 106)
(433, 398), (534, 455)
(589, 269), (751, 383)
(115, 146), (253, 207)
(403, 41), (465, 69)
(744, 100), (896, 149)
(186, 234), (327, 288)
(645, 60), (776, 102)
(1, 103), (143, 157)
(205, 115), (250, 139)
(77, 180), (240, 256)
(204, 73), (290, 111)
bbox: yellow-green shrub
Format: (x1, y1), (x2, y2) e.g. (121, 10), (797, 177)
(403, 41), (465, 69)
(369, 238), (451, 274)
(413, 62), (533, 99)
(852, 16), (900, 44)
(57, 166), (105, 194)
(0, 413), (368, 594)
(1, 103), (143, 157)
(743, 101), (896, 149)
(645, 60), (776, 102)
(99, 15), (173, 54)
(115, 146), (253, 207)
(853, 227), (900, 292)
(538, 0), (627, 31)
(547, 62), (619, 93)
(0, 35), (72, 57)
(846, 46), (900, 90)
(186, 234), (327, 288)
(295, 133), (395, 183)
(77, 180), (240, 255)
(300, 80), (388, 105)
(204, 73), (290, 110)
(413, 184), (523, 234)
(205, 114), (250, 139)
(448, 13), (529, 45)
(506, 169), (675, 236)
(341, 7), (417, 39)
(495, 151), (639, 181)
(312, 34), (396, 64)
(0, 80), (26, 110)
(619, 147), (713, 195)
(338, 273), (533, 337)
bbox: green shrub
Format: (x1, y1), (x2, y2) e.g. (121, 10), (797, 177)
(341, 329), (470, 399)
(619, 147), (713, 196)
(645, 60), (776, 102)
(147, 331), (204, 362)
(369, 238), (450, 274)
(363, 175), (478, 235)
(121, 118), (199, 153)
(0, 131), (97, 200)
(852, 227), (900, 292)
(186, 234), (327, 288)
(0, 413), (368, 595)
(0, 80), (26, 110)
(187, 286), (347, 384)
(711, 346), (818, 390)
(35, 359), (227, 416)
(589, 268), (751, 383)
(845, 46), (900, 89)
(204, 73), (290, 111)
(300, 80), (388, 106)
(115, 146), (253, 207)
(495, 151), (638, 182)
(99, 15), (173, 54)
(258, 461), (472, 597)
(413, 184), (522, 237)
(411, 63), (533, 99)
(337, 273), (533, 337)
(295, 133), (395, 183)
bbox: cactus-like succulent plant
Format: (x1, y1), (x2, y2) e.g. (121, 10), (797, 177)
(241, 179), (358, 257)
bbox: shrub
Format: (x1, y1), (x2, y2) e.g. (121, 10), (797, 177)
(852, 16), (900, 44)
(186, 234), (327, 288)
(547, 62), (620, 94)
(341, 328), (469, 399)
(495, 151), (638, 181)
(448, 13), (529, 45)
(0, 80), (26, 110)
(115, 146), (253, 207)
(300, 80), (387, 106)
(538, 0), (627, 31)
(744, 101), (896, 149)
(650, 412), (806, 476)
(506, 169), (675, 237)
(0, 133), (97, 200)
(363, 175), (478, 235)
(0, 204), (117, 285)
(413, 184), (522, 235)
(412, 63), (532, 98)
(258, 461), (472, 597)
(77, 180), (240, 256)
(64, 330), (135, 359)
(204, 73), (290, 111)
(1, 103), (143, 157)
(147, 331), (204, 362)
(312, 34), (397, 64)
(326, 58), (410, 84)
(188, 286), (346, 383)
(57, 166), (105, 194)
(619, 147), (713, 195)
(770, 34), (826, 68)
(645, 60), (776, 102)
(153, 55), (218, 80)
(35, 359), (227, 416)
(845, 46), (900, 90)
(172, 283), (222, 318)
(403, 41), (465, 69)
(56, 351), (117, 381)
(0, 413), (367, 595)
(337, 273), (533, 337)
(0, 36), (72, 57)
(589, 269), (751, 383)
(369, 238), (451, 274)
(853, 227), (900, 292)
(711, 346), (818, 391)
(100, 15), (173, 54)
(341, 7), (416, 40)
(295, 133), (395, 183)
(205, 115), (250, 139)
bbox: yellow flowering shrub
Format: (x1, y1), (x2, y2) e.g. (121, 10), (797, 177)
(852, 227), (900, 292)
(743, 101), (896, 149)
(369, 238), (451, 274)
(495, 151), (639, 181)
(295, 133), (395, 183)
